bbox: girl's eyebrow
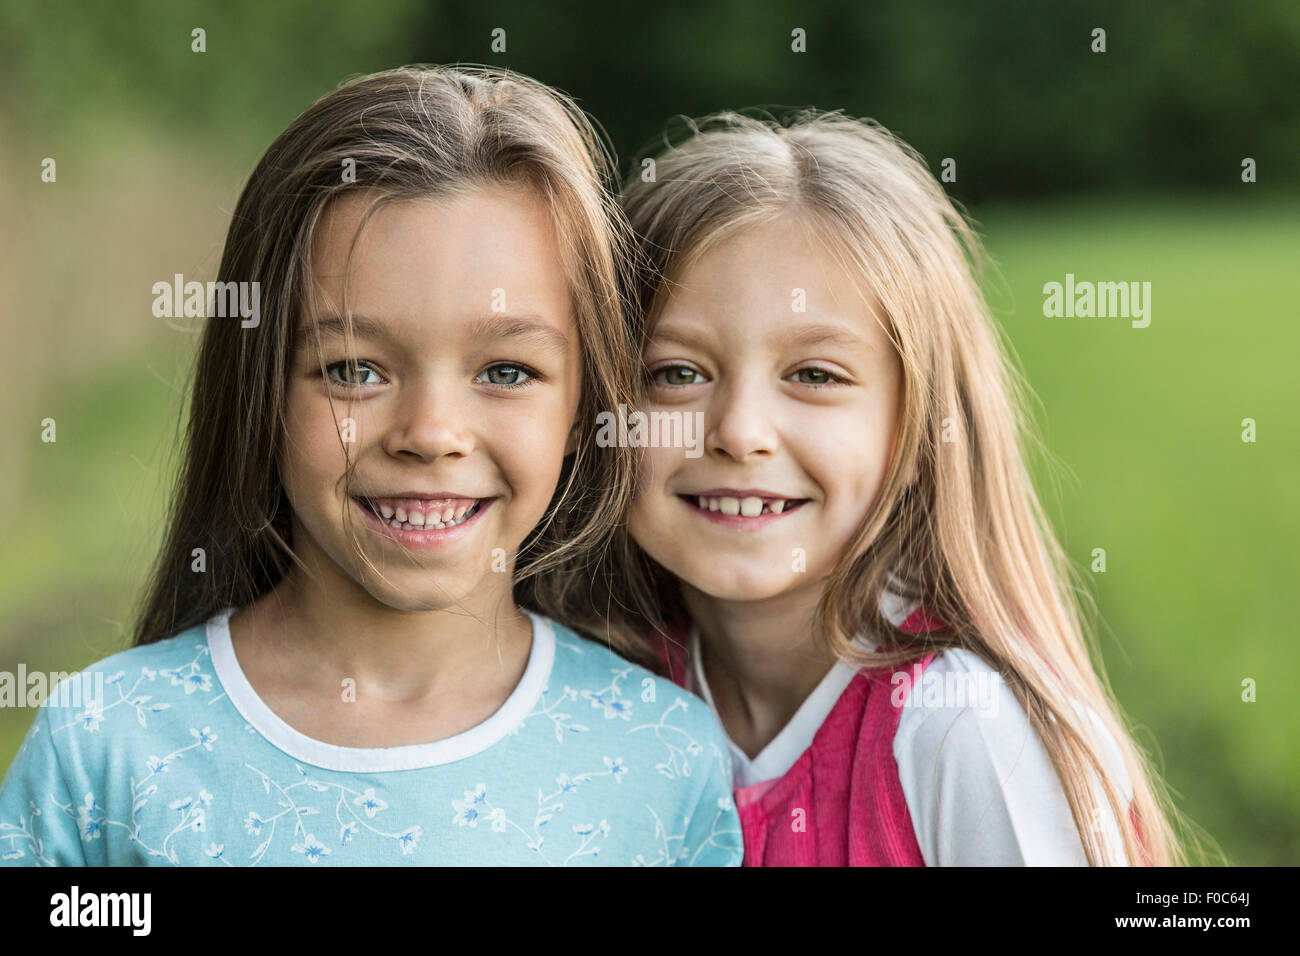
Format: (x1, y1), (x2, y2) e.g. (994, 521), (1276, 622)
(650, 320), (873, 351)
(296, 314), (391, 346)
(466, 313), (571, 356)
(776, 322), (874, 351)
(296, 313), (570, 356)
(646, 322), (708, 350)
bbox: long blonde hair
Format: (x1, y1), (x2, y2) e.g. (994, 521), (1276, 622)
(618, 109), (1215, 865)
(135, 65), (651, 666)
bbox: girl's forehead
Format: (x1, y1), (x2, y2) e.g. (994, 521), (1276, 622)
(670, 214), (867, 295)
(650, 225), (888, 347)
(302, 187), (576, 338)
(311, 186), (559, 271)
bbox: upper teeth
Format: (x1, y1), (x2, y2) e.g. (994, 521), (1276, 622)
(366, 497), (478, 531)
(696, 495), (792, 516)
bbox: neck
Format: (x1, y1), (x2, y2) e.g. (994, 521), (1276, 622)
(237, 561), (530, 707)
(682, 582), (838, 759)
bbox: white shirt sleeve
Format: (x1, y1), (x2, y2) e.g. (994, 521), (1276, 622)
(893, 648), (1134, 866)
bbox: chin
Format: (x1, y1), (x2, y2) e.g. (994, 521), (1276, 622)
(673, 561), (803, 604)
(356, 574), (479, 612)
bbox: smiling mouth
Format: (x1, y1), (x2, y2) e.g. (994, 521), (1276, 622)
(678, 494), (810, 517)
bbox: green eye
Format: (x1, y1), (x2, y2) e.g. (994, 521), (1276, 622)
(476, 364), (534, 388)
(327, 361), (383, 386)
(791, 367), (839, 385)
(652, 365), (704, 386)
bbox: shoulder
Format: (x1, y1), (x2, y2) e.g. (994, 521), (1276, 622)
(34, 621), (217, 740)
(540, 615), (732, 758)
(95, 624), (212, 679)
(893, 646), (1132, 798)
(891, 647), (1032, 777)
(891, 645), (1133, 865)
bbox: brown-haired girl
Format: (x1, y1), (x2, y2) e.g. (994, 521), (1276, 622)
(0, 67), (740, 867)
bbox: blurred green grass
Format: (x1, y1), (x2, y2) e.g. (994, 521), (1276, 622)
(976, 193), (1299, 864)
(0, 193), (1295, 865)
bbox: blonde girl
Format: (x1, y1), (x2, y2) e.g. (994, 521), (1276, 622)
(613, 109), (1203, 866)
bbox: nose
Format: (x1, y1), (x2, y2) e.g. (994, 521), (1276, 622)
(705, 375), (778, 462)
(381, 376), (475, 461)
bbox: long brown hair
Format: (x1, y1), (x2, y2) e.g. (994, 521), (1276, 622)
(134, 65), (652, 666)
(615, 109), (1219, 865)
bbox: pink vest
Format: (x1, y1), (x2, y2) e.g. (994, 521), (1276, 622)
(653, 606), (946, 866)
(654, 607), (1154, 866)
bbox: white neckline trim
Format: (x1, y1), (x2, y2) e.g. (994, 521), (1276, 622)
(689, 588), (920, 789)
(207, 606), (555, 772)
(689, 626), (860, 788)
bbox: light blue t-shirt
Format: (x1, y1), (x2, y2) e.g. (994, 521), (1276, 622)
(0, 608), (742, 866)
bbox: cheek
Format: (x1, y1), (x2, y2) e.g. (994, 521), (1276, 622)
(280, 387), (351, 504)
(487, 398), (574, 508)
(632, 446), (676, 500)
(627, 448), (680, 548)
(808, 403), (897, 525)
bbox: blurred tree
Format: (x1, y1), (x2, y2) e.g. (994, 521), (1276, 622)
(0, 0), (1295, 196)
